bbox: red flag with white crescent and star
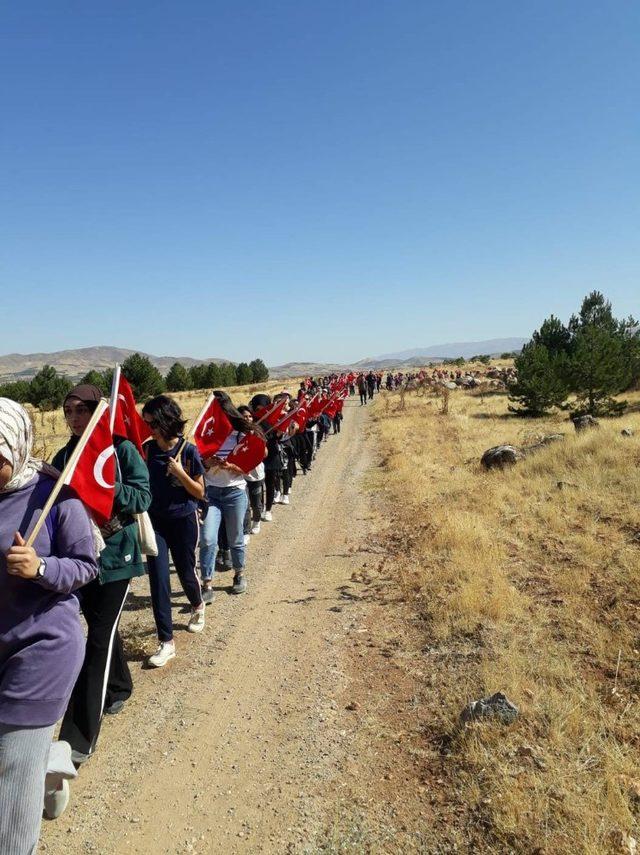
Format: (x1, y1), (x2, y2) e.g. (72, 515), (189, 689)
(110, 369), (151, 455)
(192, 396), (233, 457)
(255, 398), (289, 427)
(63, 401), (116, 526)
(225, 432), (267, 474)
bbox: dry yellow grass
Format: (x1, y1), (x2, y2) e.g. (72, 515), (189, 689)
(369, 378), (640, 853)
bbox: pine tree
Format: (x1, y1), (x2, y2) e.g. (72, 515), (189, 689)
(121, 353), (165, 399)
(166, 362), (192, 392)
(219, 363), (237, 386)
(508, 343), (569, 416)
(236, 362), (252, 385)
(569, 325), (630, 415)
(201, 363), (219, 388)
(28, 365), (73, 410)
(80, 370), (110, 394)
(189, 364), (208, 389)
(249, 358), (269, 382)
(0, 380), (31, 403)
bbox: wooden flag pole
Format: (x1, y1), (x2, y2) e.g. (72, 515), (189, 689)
(26, 400), (110, 547)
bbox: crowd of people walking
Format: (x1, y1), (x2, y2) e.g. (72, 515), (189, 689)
(0, 374), (350, 854)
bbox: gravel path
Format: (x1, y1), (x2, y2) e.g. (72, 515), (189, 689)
(41, 399), (374, 854)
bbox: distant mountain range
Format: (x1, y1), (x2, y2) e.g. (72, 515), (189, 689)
(0, 338), (527, 384)
(0, 347), (229, 383)
(372, 338), (527, 361)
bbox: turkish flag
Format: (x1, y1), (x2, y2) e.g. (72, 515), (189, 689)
(110, 370), (151, 455)
(193, 396), (233, 457)
(256, 398), (289, 427)
(293, 405), (308, 431)
(226, 432), (267, 473)
(307, 393), (322, 418)
(64, 401), (115, 526)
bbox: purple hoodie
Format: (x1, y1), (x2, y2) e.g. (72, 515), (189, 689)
(0, 472), (98, 726)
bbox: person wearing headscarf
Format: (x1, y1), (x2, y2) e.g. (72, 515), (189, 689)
(53, 384), (151, 765)
(0, 398), (98, 854)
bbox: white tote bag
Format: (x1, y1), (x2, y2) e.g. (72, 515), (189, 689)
(135, 511), (158, 557)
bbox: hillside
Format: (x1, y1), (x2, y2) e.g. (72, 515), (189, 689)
(0, 346), (230, 382)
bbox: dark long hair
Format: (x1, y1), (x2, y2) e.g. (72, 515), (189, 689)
(213, 390), (265, 439)
(142, 395), (187, 440)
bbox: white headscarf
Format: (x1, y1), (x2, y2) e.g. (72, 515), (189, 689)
(0, 398), (59, 493)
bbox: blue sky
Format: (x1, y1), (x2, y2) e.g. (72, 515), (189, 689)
(2, 1), (638, 365)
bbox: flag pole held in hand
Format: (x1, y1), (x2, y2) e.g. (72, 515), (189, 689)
(26, 400), (114, 547)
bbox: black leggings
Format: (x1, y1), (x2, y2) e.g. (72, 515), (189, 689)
(265, 470), (281, 511)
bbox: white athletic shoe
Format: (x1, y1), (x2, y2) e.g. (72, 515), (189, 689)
(43, 778), (70, 820)
(273, 490), (281, 503)
(188, 606), (206, 633)
(148, 641), (176, 667)
(251, 521), (261, 535)
(262, 510), (273, 522)
(244, 534), (251, 545)
(281, 494), (290, 505)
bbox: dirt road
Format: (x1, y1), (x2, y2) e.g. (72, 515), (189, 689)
(42, 399), (408, 854)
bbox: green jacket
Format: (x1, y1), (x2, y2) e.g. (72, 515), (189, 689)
(52, 438), (152, 584)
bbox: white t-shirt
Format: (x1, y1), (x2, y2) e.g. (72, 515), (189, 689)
(204, 432), (247, 489)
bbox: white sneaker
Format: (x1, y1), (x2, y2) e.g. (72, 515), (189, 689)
(43, 778), (70, 820)
(187, 606), (205, 633)
(273, 491), (281, 503)
(251, 521), (261, 535)
(243, 534), (250, 545)
(281, 494), (290, 505)
(148, 641), (176, 667)
(262, 510), (273, 522)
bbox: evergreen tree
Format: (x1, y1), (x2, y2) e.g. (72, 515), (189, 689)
(219, 363), (237, 386)
(80, 370), (110, 394)
(121, 353), (164, 399)
(531, 315), (572, 357)
(569, 324), (630, 415)
(0, 380), (31, 403)
(205, 363), (222, 388)
(508, 343), (569, 416)
(28, 365), (73, 410)
(189, 364), (208, 389)
(236, 362), (252, 385)
(249, 358), (269, 382)
(166, 362), (192, 392)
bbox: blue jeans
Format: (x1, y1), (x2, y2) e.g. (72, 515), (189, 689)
(200, 486), (248, 581)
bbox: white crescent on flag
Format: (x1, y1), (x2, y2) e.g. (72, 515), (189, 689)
(93, 446), (116, 489)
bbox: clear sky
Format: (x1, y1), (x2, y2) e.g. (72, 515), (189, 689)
(2, 1), (638, 365)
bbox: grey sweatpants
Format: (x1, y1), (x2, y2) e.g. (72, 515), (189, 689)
(0, 722), (55, 855)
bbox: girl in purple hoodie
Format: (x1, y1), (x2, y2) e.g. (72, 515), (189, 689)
(0, 399), (98, 854)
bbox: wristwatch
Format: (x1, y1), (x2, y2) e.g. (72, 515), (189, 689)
(36, 558), (46, 579)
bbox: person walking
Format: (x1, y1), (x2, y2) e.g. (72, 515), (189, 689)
(0, 399), (98, 853)
(53, 384), (151, 765)
(199, 392), (263, 598)
(357, 374), (367, 405)
(142, 395), (206, 667)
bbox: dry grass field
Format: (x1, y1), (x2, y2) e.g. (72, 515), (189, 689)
(369, 369), (640, 853)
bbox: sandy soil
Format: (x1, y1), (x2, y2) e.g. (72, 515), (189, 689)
(40, 399), (429, 854)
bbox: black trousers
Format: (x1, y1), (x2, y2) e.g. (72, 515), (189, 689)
(265, 469), (281, 511)
(332, 414), (342, 433)
(359, 390), (367, 405)
(244, 480), (264, 532)
(59, 577), (132, 756)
